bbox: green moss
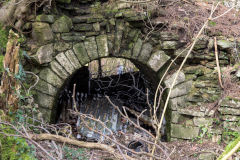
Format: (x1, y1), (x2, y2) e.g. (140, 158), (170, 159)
(0, 55), (4, 74)
(217, 136), (240, 160)
(0, 23), (8, 52)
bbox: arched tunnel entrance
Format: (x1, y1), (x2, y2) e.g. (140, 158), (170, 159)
(55, 57), (169, 142)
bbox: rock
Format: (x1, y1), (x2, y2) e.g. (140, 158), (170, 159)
(50, 60), (69, 80)
(35, 44), (54, 64)
(56, 0), (71, 4)
(55, 52), (75, 75)
(37, 107), (52, 122)
(32, 22), (54, 44)
(93, 22), (100, 32)
(193, 117), (213, 126)
(147, 50), (170, 72)
(96, 34), (109, 58)
(87, 14), (104, 23)
(178, 107), (205, 117)
(221, 115), (239, 122)
(54, 42), (72, 52)
(84, 37), (98, 60)
(170, 96), (187, 110)
(221, 98), (240, 108)
(164, 71), (185, 88)
(198, 153), (215, 160)
(138, 43), (153, 63)
(160, 32), (179, 41)
(52, 16), (72, 33)
(162, 41), (179, 50)
(217, 40), (234, 49)
(194, 36), (209, 50)
(39, 68), (64, 88)
(171, 124), (199, 139)
(72, 15), (91, 23)
(236, 68), (240, 78)
(114, 20), (124, 55)
(132, 38), (143, 59)
(36, 14), (55, 23)
(171, 111), (189, 123)
(218, 107), (240, 115)
(73, 42), (90, 65)
(170, 81), (192, 98)
(74, 23), (93, 31)
(64, 50), (81, 69)
(35, 79), (58, 96)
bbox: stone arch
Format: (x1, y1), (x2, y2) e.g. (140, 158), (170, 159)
(33, 31), (174, 122)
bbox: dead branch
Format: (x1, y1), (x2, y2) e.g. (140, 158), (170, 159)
(214, 37), (224, 89)
(29, 133), (134, 160)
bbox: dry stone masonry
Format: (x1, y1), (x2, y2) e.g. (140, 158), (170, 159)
(21, 0), (240, 141)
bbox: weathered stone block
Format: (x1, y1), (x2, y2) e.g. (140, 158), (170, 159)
(193, 117), (213, 126)
(170, 81), (192, 98)
(223, 121), (240, 132)
(73, 42), (90, 65)
(217, 40), (234, 49)
(52, 16), (73, 33)
(64, 50), (81, 69)
(171, 124), (199, 139)
(54, 42), (72, 52)
(39, 68), (64, 88)
(221, 98), (240, 108)
(147, 50), (170, 72)
(35, 79), (58, 96)
(162, 41), (179, 50)
(170, 96), (187, 110)
(50, 60), (69, 80)
(84, 37), (98, 60)
(55, 52), (75, 74)
(38, 107), (52, 122)
(138, 43), (153, 63)
(35, 44), (54, 64)
(56, 0), (71, 3)
(198, 153), (215, 160)
(72, 15), (91, 23)
(61, 35), (85, 41)
(96, 35), (109, 58)
(114, 20), (124, 55)
(178, 108), (205, 117)
(194, 36), (209, 50)
(74, 24), (93, 31)
(218, 107), (240, 115)
(160, 32), (179, 41)
(132, 38), (142, 59)
(221, 115), (240, 122)
(93, 22), (100, 32)
(87, 14), (104, 23)
(32, 22), (54, 44)
(36, 14), (55, 23)
(164, 71), (185, 88)
(35, 91), (55, 109)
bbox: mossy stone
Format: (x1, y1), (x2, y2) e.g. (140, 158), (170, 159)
(32, 22), (54, 44)
(52, 16), (72, 33)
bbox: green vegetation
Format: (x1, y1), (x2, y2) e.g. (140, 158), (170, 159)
(217, 136), (240, 160)
(0, 23), (8, 52)
(0, 55), (3, 73)
(63, 146), (88, 160)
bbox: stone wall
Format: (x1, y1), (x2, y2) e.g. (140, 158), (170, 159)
(21, 0), (240, 141)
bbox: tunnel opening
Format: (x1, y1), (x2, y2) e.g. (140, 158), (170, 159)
(56, 57), (168, 142)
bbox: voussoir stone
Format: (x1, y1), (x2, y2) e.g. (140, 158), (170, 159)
(32, 22), (54, 44)
(65, 50), (81, 69)
(54, 42), (72, 52)
(147, 50), (170, 72)
(84, 37), (98, 60)
(35, 44), (54, 64)
(55, 52), (75, 75)
(39, 68), (64, 88)
(96, 34), (109, 58)
(138, 43), (153, 63)
(132, 38), (142, 59)
(73, 42), (90, 65)
(52, 15), (73, 33)
(50, 60), (69, 80)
